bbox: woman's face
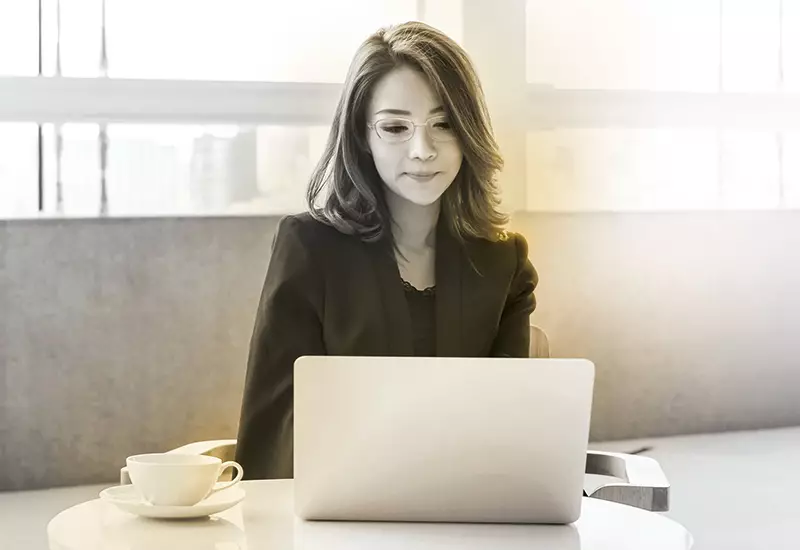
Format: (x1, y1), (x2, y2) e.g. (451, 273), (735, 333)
(365, 66), (464, 207)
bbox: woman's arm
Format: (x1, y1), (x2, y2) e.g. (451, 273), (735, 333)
(235, 215), (325, 479)
(490, 233), (538, 358)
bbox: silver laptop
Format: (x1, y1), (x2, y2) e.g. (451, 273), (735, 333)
(293, 356), (595, 524)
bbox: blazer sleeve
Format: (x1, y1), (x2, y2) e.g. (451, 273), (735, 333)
(235, 215), (325, 480)
(490, 233), (538, 358)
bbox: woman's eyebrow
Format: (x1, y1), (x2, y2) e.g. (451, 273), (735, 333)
(374, 106), (445, 116)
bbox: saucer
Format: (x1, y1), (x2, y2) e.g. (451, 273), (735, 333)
(99, 483), (246, 519)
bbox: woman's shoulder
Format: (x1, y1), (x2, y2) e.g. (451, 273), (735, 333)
(272, 211), (376, 272)
(498, 229), (530, 254)
(277, 211), (327, 233)
(466, 229), (530, 262)
(463, 229), (536, 286)
(275, 211), (350, 246)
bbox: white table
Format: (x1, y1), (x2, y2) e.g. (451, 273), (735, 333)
(48, 479), (693, 550)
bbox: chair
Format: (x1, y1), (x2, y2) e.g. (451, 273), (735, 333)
(121, 325), (670, 512)
(529, 324), (551, 359)
(527, 325), (669, 511)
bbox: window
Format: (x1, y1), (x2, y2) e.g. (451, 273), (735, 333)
(36, 123), (331, 217)
(785, 1), (800, 91)
(2, 0), (457, 219)
(45, 0), (418, 81)
(1, 0), (798, 218)
(719, 130), (781, 209)
(721, 0), (782, 92)
(524, 0), (800, 211)
(37, 0), (465, 81)
(0, 123), (39, 217)
(0, 3), (39, 76)
(525, 0), (720, 92)
(526, 129), (718, 211)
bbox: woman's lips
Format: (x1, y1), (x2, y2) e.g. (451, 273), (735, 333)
(404, 172), (439, 181)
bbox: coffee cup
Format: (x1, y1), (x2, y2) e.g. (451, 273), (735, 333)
(126, 453), (244, 507)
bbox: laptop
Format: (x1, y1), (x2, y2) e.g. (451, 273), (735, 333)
(293, 356), (595, 524)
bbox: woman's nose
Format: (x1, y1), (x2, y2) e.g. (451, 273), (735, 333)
(407, 127), (437, 161)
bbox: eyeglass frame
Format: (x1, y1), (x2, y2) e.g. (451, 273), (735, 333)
(366, 114), (457, 143)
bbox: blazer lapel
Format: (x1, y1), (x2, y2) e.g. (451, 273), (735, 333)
(435, 218), (464, 357)
(366, 216), (466, 358)
(366, 236), (414, 357)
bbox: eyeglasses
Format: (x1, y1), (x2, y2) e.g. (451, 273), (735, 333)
(367, 115), (457, 143)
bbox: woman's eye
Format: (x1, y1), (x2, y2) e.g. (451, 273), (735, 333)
(383, 125), (409, 134)
(434, 122), (452, 130)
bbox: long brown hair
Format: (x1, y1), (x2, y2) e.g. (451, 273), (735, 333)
(306, 21), (507, 244)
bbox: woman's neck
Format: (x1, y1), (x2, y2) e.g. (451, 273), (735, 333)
(386, 190), (440, 251)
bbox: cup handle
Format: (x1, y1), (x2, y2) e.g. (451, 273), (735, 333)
(208, 461), (244, 496)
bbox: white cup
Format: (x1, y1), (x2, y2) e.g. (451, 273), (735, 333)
(126, 453), (244, 507)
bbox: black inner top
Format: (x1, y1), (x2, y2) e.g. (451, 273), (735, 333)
(402, 279), (437, 357)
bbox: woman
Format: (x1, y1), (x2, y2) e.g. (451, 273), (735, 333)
(236, 21), (538, 480)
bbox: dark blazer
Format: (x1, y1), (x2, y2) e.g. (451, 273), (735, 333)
(235, 212), (538, 479)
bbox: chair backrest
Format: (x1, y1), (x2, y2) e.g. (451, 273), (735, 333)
(529, 325), (551, 358)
